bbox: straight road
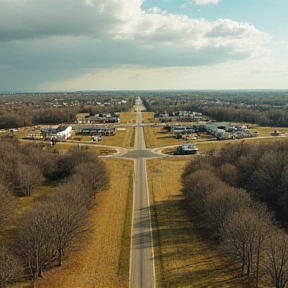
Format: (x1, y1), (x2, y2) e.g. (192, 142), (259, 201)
(130, 99), (155, 288)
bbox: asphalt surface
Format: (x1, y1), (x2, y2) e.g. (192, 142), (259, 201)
(130, 99), (156, 288)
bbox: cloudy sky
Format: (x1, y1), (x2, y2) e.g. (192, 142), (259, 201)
(0, 0), (287, 92)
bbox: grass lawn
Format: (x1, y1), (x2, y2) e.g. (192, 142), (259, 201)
(147, 157), (247, 288)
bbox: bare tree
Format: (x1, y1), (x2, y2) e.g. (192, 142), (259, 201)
(74, 160), (108, 198)
(15, 206), (55, 286)
(45, 188), (90, 266)
(0, 246), (22, 288)
(181, 169), (225, 216)
(203, 187), (252, 238)
(221, 205), (273, 286)
(264, 232), (288, 288)
(217, 163), (239, 187)
(181, 155), (214, 179)
(0, 184), (15, 232)
(15, 164), (43, 196)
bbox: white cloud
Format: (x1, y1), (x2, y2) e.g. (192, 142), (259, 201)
(194, 0), (219, 5)
(0, 0), (274, 91)
(0, 0), (268, 54)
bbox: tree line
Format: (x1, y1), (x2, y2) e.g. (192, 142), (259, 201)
(0, 139), (108, 287)
(141, 90), (288, 127)
(0, 92), (134, 129)
(182, 139), (288, 288)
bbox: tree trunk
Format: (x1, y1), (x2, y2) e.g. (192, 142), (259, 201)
(38, 268), (43, 278)
(58, 248), (63, 267)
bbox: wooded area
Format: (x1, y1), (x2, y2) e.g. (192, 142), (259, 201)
(0, 139), (108, 287)
(0, 92), (134, 128)
(182, 139), (288, 288)
(142, 90), (288, 127)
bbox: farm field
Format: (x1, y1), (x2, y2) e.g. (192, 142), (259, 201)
(147, 157), (246, 288)
(11, 158), (134, 288)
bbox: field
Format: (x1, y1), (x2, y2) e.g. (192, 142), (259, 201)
(67, 127), (135, 148)
(99, 128), (135, 147)
(255, 126), (288, 136)
(120, 112), (136, 123)
(11, 158), (134, 288)
(147, 157), (246, 287)
(144, 126), (180, 148)
(142, 112), (158, 123)
(19, 126), (135, 153)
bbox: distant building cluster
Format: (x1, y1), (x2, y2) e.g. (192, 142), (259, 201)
(76, 112), (120, 124)
(154, 111), (204, 122)
(79, 126), (115, 136)
(166, 122), (258, 141)
(204, 122), (258, 140)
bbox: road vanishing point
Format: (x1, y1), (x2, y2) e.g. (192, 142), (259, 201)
(123, 98), (157, 288)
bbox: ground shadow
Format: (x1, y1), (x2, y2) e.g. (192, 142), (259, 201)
(149, 196), (247, 288)
(132, 207), (153, 250)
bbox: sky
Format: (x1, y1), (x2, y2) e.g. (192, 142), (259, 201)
(0, 0), (288, 92)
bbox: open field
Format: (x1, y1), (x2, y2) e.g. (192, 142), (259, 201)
(144, 124), (288, 150)
(71, 127), (135, 148)
(120, 112), (136, 123)
(12, 158), (134, 288)
(147, 157), (246, 288)
(162, 136), (288, 155)
(19, 126), (135, 152)
(142, 112), (158, 123)
(102, 127), (135, 147)
(144, 126), (180, 148)
(255, 126), (288, 136)
(70, 127), (135, 148)
(56, 142), (118, 155)
(196, 136), (288, 152)
(15, 123), (135, 149)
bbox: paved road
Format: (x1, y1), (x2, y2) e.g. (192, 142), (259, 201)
(129, 98), (156, 288)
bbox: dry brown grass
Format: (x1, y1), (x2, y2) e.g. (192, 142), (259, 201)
(197, 136), (288, 153)
(43, 142), (116, 155)
(161, 136), (288, 155)
(71, 127), (135, 147)
(144, 126), (180, 148)
(12, 158), (134, 288)
(101, 127), (135, 147)
(69, 128), (134, 148)
(256, 126), (288, 136)
(147, 157), (246, 287)
(142, 112), (158, 123)
(144, 124), (288, 151)
(120, 112), (136, 123)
